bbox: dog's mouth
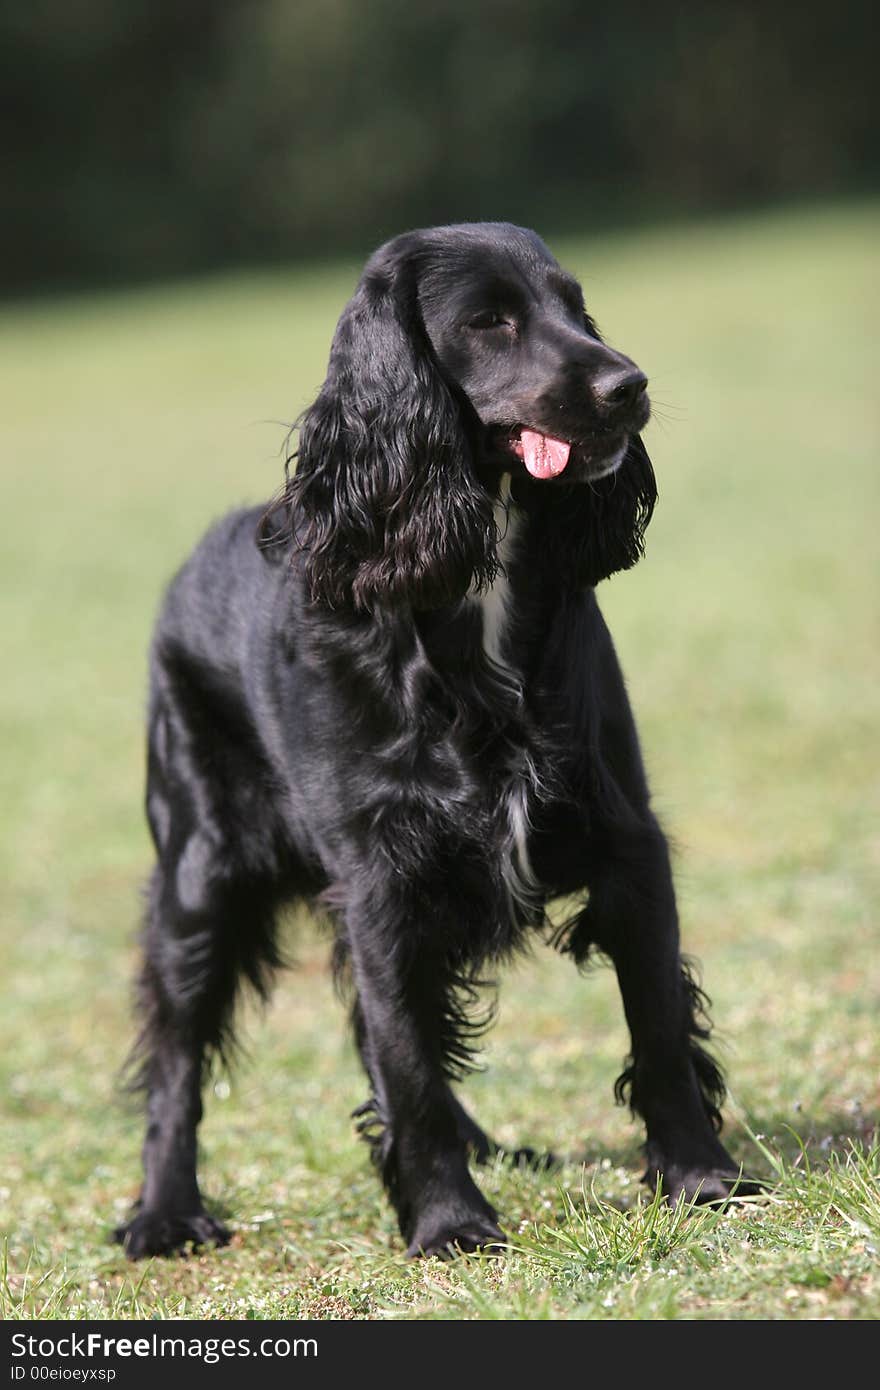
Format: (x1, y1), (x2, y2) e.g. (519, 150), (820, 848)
(493, 426), (630, 481)
(511, 428), (571, 479)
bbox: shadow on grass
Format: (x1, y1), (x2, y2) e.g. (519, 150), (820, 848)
(733, 1104), (878, 1167)
(489, 1104), (878, 1229)
(107, 1107), (875, 1267)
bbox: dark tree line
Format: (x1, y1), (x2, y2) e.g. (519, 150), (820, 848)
(3, 0), (876, 293)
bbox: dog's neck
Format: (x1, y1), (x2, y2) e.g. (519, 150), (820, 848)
(469, 471), (591, 690)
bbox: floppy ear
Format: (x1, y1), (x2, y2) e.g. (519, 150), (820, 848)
(528, 435), (657, 588)
(276, 242), (497, 611)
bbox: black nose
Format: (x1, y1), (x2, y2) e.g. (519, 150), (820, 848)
(594, 365), (649, 415)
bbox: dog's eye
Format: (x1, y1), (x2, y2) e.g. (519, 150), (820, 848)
(467, 310), (514, 332)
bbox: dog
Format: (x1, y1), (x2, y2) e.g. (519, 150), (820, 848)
(115, 222), (748, 1260)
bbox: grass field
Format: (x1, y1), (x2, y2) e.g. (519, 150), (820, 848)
(1, 202), (878, 1321)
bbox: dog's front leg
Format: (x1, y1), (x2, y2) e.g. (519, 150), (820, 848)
(345, 887), (504, 1258)
(573, 816), (753, 1202)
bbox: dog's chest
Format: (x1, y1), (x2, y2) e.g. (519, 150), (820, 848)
(410, 482), (545, 911)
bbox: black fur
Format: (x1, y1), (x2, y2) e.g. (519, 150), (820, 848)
(115, 222), (750, 1261)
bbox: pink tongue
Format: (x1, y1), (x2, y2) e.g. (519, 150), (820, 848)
(520, 428), (571, 479)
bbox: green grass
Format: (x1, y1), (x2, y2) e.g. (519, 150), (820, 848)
(1, 201), (878, 1320)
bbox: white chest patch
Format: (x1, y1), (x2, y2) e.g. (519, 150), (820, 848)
(505, 773), (538, 906)
(469, 477), (541, 914)
(473, 474), (521, 680)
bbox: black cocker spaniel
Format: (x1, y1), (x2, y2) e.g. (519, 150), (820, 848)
(116, 222), (750, 1261)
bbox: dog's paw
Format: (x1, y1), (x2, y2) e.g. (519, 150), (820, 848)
(406, 1218), (506, 1260)
(650, 1164), (762, 1207)
(113, 1208), (230, 1259)
(500, 1144), (558, 1171)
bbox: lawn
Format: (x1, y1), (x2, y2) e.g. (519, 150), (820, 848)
(1, 202), (878, 1320)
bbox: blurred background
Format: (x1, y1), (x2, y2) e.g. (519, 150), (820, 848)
(1, 0), (878, 1318)
(3, 0), (877, 295)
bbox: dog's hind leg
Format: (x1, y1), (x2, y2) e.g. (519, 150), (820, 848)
(115, 667), (287, 1258)
(116, 867), (283, 1258)
(447, 1092), (555, 1169)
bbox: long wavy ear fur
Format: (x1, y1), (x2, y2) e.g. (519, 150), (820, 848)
(266, 238), (497, 611)
(523, 434), (657, 589)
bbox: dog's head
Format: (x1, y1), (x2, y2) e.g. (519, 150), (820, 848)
(274, 223), (656, 609)
(416, 222), (651, 487)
